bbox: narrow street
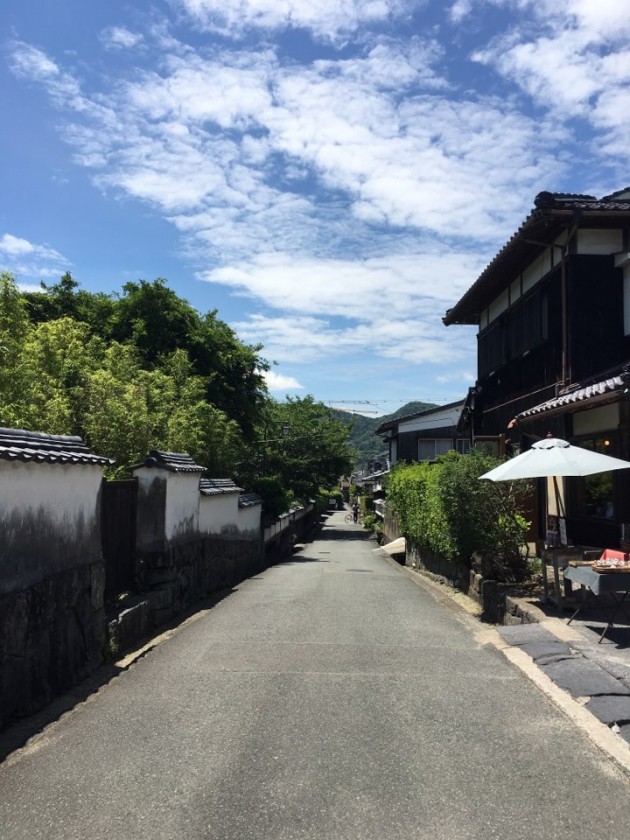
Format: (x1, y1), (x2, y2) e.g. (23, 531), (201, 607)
(2, 510), (630, 839)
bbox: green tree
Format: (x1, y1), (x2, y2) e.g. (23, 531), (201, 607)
(0, 272), (32, 427)
(108, 278), (201, 367)
(196, 311), (268, 439)
(22, 317), (104, 435)
(237, 396), (354, 516)
(24, 272), (116, 330)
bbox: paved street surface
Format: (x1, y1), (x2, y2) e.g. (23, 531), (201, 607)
(2, 510), (630, 839)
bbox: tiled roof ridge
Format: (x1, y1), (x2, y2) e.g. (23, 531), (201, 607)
(238, 492), (262, 508)
(534, 190), (598, 208)
(534, 190), (630, 210)
(516, 371), (627, 422)
(0, 427), (113, 466)
(139, 450), (206, 473)
(199, 477), (243, 494)
(444, 186), (630, 325)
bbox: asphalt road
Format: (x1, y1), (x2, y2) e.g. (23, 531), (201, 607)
(2, 510), (630, 839)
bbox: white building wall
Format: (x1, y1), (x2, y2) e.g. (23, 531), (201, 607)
(0, 460), (102, 529)
(576, 229), (623, 255)
(165, 472), (200, 539)
(238, 505), (262, 534)
(0, 459), (104, 593)
(199, 494), (240, 534)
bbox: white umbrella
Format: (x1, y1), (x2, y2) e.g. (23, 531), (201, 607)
(479, 436), (630, 608)
(479, 437), (630, 482)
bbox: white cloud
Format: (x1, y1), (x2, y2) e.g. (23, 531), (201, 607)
(204, 249), (487, 322)
(263, 369), (305, 392)
(100, 27), (144, 50)
(174, 0), (415, 42)
(5, 35), (566, 261)
(0, 234), (69, 280)
(6, 3), (630, 399)
(467, 1), (630, 155)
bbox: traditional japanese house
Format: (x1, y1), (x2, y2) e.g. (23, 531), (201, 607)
(376, 400), (467, 466)
(444, 188), (630, 548)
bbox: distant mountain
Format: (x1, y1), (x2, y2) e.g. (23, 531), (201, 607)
(333, 401), (437, 471)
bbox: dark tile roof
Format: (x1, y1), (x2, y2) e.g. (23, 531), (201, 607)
(134, 450), (206, 473)
(199, 477), (243, 495)
(534, 190), (630, 211)
(376, 400), (465, 433)
(238, 493), (262, 508)
(516, 375), (625, 423)
(444, 188), (630, 326)
(0, 427), (114, 467)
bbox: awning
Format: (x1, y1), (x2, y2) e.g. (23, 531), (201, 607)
(514, 375), (625, 424)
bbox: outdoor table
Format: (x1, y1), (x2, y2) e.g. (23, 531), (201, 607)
(541, 547), (600, 613)
(563, 565), (630, 643)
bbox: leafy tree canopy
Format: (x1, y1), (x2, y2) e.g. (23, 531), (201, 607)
(237, 396), (354, 517)
(4, 272), (352, 517)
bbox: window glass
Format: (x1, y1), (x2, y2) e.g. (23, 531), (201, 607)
(435, 439), (453, 457)
(473, 440), (501, 458)
(418, 440), (435, 461)
(570, 438), (615, 519)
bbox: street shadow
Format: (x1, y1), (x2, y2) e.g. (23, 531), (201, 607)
(0, 586), (238, 763)
(581, 625), (630, 649)
(278, 556), (330, 564)
(318, 528), (373, 541)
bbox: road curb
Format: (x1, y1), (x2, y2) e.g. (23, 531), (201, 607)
(377, 547), (630, 781)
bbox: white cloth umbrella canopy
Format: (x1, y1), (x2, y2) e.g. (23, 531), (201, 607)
(479, 437), (630, 481)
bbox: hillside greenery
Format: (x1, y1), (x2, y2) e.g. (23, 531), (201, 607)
(334, 401), (436, 470)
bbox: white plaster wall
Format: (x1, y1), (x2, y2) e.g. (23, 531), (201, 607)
(0, 459), (102, 526)
(238, 505), (261, 534)
(488, 287), (509, 322)
(199, 493), (239, 534)
(165, 472), (200, 539)
(576, 229), (623, 255)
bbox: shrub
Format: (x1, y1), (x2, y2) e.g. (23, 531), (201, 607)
(386, 452), (531, 581)
(387, 461), (454, 560)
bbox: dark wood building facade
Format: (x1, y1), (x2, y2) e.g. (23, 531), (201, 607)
(444, 188), (630, 549)
(377, 401), (466, 465)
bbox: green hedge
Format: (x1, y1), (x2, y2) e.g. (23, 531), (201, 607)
(386, 451), (531, 581)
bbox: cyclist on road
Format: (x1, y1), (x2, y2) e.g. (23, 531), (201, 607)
(352, 501), (359, 523)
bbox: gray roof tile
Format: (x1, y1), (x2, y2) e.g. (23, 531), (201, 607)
(238, 493), (262, 508)
(199, 478), (243, 495)
(516, 375), (625, 422)
(0, 427), (113, 467)
(135, 450), (206, 473)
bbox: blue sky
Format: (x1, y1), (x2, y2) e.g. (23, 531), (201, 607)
(2, 1), (629, 416)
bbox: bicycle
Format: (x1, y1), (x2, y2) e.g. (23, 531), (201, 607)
(344, 512), (362, 524)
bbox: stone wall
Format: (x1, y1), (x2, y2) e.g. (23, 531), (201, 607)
(146, 535), (264, 624)
(382, 505), (402, 545)
(0, 560), (106, 729)
(0, 436), (110, 731)
(108, 534), (264, 652)
(406, 538), (468, 589)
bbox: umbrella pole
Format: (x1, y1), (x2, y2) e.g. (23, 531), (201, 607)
(551, 475), (567, 614)
(552, 475), (566, 543)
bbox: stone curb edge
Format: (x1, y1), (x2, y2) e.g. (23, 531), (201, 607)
(376, 548), (630, 781)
